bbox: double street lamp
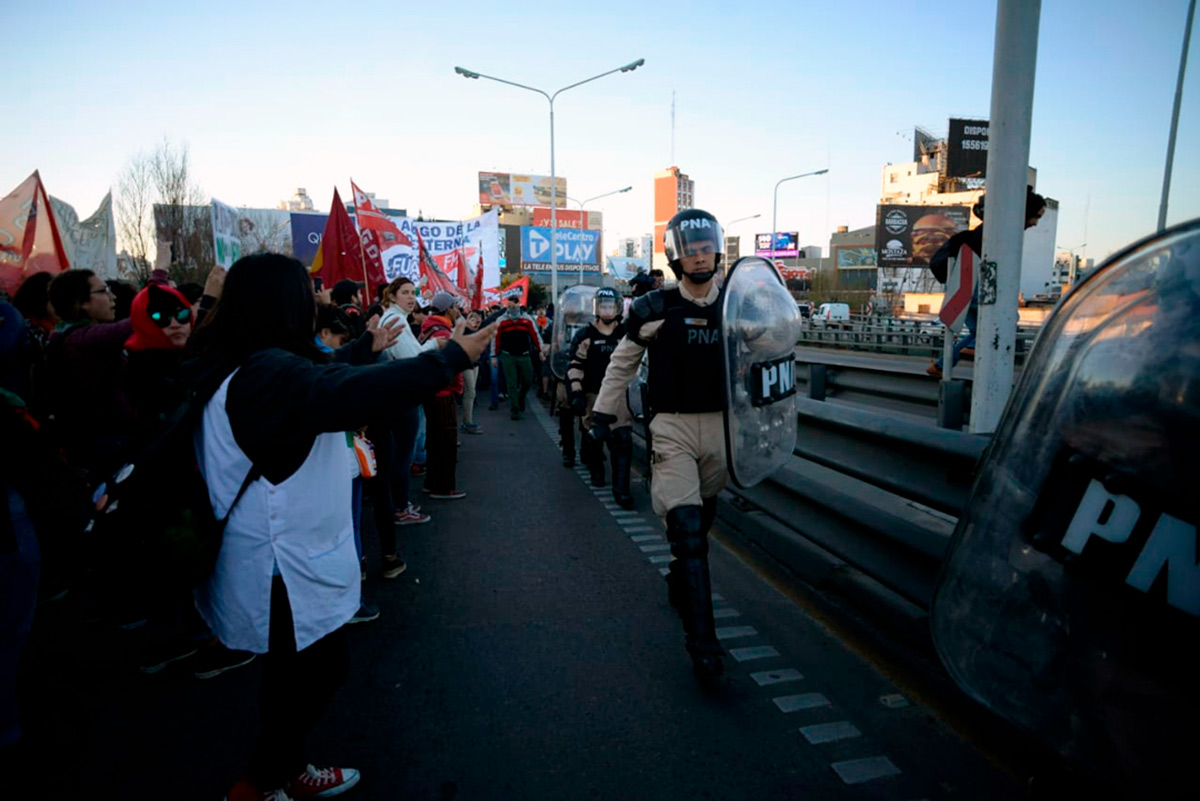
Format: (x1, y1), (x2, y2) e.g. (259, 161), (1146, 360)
(455, 59), (646, 302)
(771, 169), (828, 262)
(725, 213), (761, 263)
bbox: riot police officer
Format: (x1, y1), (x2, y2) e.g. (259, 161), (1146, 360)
(566, 287), (632, 508)
(590, 208), (728, 682)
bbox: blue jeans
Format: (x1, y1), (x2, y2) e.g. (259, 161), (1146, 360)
(936, 303), (978, 371)
(414, 408), (427, 466)
(489, 359), (500, 408)
(1, 488), (40, 748)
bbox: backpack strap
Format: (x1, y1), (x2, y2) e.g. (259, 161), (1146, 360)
(220, 465), (262, 525)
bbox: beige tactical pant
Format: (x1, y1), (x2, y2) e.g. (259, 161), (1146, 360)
(648, 411), (728, 517)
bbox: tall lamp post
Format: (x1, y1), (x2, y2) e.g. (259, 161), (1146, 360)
(724, 213), (761, 264)
(454, 60), (645, 303)
(772, 169), (828, 261)
(567, 186), (632, 284)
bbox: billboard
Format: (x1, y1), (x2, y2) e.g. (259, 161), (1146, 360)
(875, 204), (970, 268)
(530, 207), (601, 230)
(290, 212), (326, 266)
(479, 171), (567, 208)
(520, 226), (600, 265)
(946, 118), (989, 178)
(835, 245), (877, 270)
(754, 231), (799, 259)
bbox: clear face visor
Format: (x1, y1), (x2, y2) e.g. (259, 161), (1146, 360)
(665, 220), (724, 262)
(595, 298), (620, 318)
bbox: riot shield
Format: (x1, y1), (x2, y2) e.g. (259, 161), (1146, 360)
(550, 285), (598, 380)
(721, 257), (802, 488)
(931, 220), (1200, 798)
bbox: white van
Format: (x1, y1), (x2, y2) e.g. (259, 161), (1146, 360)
(815, 302), (851, 326)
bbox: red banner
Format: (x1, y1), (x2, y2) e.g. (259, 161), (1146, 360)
(0, 171), (68, 296)
(417, 230), (463, 300)
(310, 188), (364, 290)
(531, 208), (600, 230)
(349, 180), (395, 299)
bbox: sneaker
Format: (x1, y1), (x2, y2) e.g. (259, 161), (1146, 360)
(348, 603), (380, 624)
(925, 363), (943, 378)
(288, 764), (360, 798)
(410, 463), (426, 476)
(138, 637), (201, 674)
(194, 644), (257, 679)
(395, 507), (431, 526)
(382, 557), (408, 579)
(428, 489), (467, 500)
(960, 347), (976, 359)
(225, 778), (294, 801)
(462, 423), (483, 435)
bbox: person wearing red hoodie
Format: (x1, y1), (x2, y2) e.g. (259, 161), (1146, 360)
(418, 291), (465, 499)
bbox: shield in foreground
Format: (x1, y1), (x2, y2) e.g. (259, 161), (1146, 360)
(931, 220), (1200, 798)
(550, 285), (598, 380)
(721, 257), (802, 488)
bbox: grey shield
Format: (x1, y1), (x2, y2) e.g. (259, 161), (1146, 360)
(931, 220), (1200, 796)
(551, 285), (598, 380)
(721, 257), (802, 488)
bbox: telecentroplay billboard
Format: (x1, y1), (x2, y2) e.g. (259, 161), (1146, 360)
(875, 204), (970, 268)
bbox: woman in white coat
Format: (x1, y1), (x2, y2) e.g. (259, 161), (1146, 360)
(185, 254), (494, 801)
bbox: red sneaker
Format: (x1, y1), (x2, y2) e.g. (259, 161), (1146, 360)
(288, 765), (360, 798)
(225, 778), (293, 800)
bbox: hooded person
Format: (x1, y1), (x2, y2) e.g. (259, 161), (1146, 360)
(124, 283), (195, 428)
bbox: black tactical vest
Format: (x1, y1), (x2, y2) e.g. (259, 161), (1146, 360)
(582, 322), (624, 393)
(645, 289), (725, 414)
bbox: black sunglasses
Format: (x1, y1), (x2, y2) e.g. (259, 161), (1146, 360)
(149, 307), (192, 327)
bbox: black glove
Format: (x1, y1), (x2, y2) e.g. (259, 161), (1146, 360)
(589, 411), (617, 443)
(568, 391), (587, 417)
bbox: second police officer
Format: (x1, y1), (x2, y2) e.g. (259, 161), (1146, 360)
(590, 209), (729, 682)
(566, 287), (633, 509)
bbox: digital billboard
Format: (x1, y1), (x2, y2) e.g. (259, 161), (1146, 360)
(479, 171), (568, 208)
(875, 204), (970, 268)
(835, 245), (877, 270)
(520, 226), (600, 265)
(754, 231), (799, 259)
(946, 118), (989, 178)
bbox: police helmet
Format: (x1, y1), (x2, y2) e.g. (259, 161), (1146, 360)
(593, 287), (622, 320)
(664, 209), (723, 280)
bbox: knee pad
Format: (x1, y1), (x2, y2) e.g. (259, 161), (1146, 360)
(666, 505), (707, 559)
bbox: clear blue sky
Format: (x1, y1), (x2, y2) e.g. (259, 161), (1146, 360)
(3, 0), (1196, 264)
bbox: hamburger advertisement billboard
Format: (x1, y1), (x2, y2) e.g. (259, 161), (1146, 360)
(478, 171), (568, 208)
(875, 204), (970, 268)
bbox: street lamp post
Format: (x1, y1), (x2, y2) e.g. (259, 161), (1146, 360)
(454, 60), (645, 303)
(724, 213), (761, 263)
(772, 169), (828, 263)
(567, 186), (632, 284)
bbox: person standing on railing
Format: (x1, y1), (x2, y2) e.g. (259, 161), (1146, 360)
(926, 187), (1046, 378)
(589, 209), (729, 684)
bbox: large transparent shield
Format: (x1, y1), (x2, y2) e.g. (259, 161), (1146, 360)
(721, 257), (802, 488)
(931, 220), (1200, 798)
(550, 285), (598, 380)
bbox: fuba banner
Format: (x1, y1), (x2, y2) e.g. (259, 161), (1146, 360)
(374, 208), (500, 290)
(520, 226), (600, 265)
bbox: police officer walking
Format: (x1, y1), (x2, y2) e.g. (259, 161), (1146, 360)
(566, 287), (633, 508)
(590, 209), (729, 682)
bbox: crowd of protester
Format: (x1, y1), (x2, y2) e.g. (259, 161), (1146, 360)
(0, 256), (497, 799)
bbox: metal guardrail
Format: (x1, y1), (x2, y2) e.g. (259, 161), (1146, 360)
(798, 316), (1040, 362)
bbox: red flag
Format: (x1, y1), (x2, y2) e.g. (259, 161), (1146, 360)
(472, 253), (484, 310)
(939, 243), (976, 332)
(0, 171), (69, 296)
(500, 275), (530, 305)
(349, 180), (397, 299)
(310, 188), (364, 290)
(417, 231), (463, 299)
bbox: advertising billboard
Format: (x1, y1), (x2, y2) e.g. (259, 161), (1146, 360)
(531, 208), (602, 230)
(520, 225), (600, 265)
(290, 212), (326, 266)
(835, 245), (877, 270)
(754, 231), (799, 259)
(479, 171), (568, 208)
(875, 204), (971, 268)
(946, 118), (989, 178)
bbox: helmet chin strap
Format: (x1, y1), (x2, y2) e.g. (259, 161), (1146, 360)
(684, 269), (716, 285)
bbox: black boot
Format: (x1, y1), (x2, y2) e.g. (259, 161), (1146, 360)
(665, 505), (724, 683)
(558, 410), (575, 468)
(581, 430), (605, 487)
(609, 427), (634, 509)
